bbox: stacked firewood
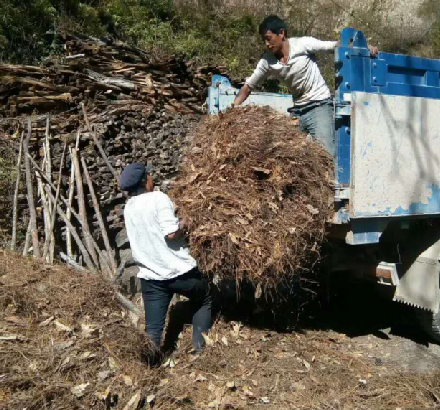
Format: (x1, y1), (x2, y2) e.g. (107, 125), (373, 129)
(0, 34), (228, 276)
(0, 34), (227, 119)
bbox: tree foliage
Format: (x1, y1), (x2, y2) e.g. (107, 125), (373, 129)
(0, 0), (437, 81)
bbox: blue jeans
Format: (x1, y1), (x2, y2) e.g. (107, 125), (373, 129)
(140, 267), (212, 351)
(292, 99), (335, 157)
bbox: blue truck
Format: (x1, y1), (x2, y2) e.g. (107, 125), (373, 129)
(207, 27), (440, 341)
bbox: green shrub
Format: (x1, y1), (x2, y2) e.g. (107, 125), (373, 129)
(0, 0), (437, 86)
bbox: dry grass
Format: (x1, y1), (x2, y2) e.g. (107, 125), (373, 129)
(170, 106), (334, 292)
(0, 250), (156, 410)
(146, 316), (440, 409)
(1, 250), (440, 409)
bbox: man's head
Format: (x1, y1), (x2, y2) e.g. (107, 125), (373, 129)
(120, 163), (154, 195)
(259, 15), (288, 55)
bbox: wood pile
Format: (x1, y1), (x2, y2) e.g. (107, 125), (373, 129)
(0, 34), (228, 276)
(0, 34), (227, 118)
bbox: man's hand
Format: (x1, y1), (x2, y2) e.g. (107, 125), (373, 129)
(166, 219), (188, 240)
(178, 219), (188, 231)
(233, 84), (251, 107)
(339, 38), (378, 57)
(368, 45), (378, 57)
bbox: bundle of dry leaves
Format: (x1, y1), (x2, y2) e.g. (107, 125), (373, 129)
(171, 106), (334, 291)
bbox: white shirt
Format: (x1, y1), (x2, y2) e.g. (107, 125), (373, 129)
(124, 191), (197, 281)
(245, 37), (337, 106)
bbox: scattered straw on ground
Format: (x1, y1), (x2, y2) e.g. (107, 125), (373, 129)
(2, 251), (440, 409)
(171, 106), (334, 291)
(0, 251), (156, 410)
(135, 309), (440, 410)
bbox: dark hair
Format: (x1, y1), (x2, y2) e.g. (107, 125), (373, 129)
(258, 15), (288, 38)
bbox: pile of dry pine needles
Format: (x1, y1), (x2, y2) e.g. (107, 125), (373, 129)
(0, 251), (155, 410)
(171, 106), (334, 291)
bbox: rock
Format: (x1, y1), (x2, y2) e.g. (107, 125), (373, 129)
(119, 248), (135, 267)
(115, 228), (129, 248)
(116, 265), (141, 296)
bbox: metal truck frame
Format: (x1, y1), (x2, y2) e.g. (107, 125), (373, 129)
(207, 28), (440, 341)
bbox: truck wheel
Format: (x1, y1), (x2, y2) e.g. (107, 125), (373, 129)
(418, 304), (440, 342)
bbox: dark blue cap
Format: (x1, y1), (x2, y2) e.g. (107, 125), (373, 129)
(120, 163), (153, 191)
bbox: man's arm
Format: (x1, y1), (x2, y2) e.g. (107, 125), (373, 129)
(233, 58), (269, 107)
(166, 220), (187, 240)
(302, 36), (378, 56)
(156, 194), (187, 240)
(336, 39), (378, 56)
(233, 84), (251, 107)
(301, 36), (338, 54)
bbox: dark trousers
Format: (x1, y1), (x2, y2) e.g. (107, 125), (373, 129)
(140, 267), (212, 351)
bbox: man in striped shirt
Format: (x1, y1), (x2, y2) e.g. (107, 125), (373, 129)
(233, 15), (377, 156)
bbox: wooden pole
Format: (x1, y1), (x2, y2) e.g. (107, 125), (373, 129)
(23, 118), (40, 258)
(71, 148), (100, 268)
(66, 130), (80, 259)
(37, 155), (50, 262)
(81, 103), (118, 181)
(50, 142), (66, 263)
(81, 155), (117, 279)
(42, 143), (67, 261)
(44, 116), (55, 253)
(115, 292), (142, 318)
(45, 187), (94, 271)
(45, 117), (52, 183)
(66, 151), (75, 258)
(59, 252), (141, 318)
(60, 251), (86, 271)
(22, 221), (31, 257)
(28, 155), (103, 263)
(10, 132), (24, 252)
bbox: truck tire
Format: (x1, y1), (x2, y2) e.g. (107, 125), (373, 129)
(418, 305), (440, 342)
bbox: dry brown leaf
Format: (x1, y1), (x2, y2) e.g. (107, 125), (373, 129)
(54, 320), (72, 332)
(122, 391), (142, 410)
(196, 374), (207, 382)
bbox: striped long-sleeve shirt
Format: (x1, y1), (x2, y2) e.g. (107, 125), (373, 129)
(245, 37), (337, 106)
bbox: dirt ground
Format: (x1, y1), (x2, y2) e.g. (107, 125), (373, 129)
(2, 253), (440, 410)
(153, 280), (440, 410)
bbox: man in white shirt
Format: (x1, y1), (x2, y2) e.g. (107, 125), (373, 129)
(120, 163), (211, 357)
(233, 15), (377, 156)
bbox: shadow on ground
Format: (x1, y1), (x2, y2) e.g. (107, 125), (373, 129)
(162, 273), (436, 355)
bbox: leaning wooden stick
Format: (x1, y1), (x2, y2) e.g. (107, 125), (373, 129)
(115, 293), (142, 318)
(81, 103), (118, 181)
(44, 117), (55, 255)
(81, 155), (117, 279)
(45, 116), (52, 213)
(60, 252), (141, 318)
(10, 131), (24, 252)
(24, 118), (40, 258)
(28, 154), (103, 262)
(67, 130), (80, 258)
(37, 154), (51, 261)
(60, 251), (86, 271)
(71, 148), (100, 268)
(45, 187), (95, 271)
(42, 142), (67, 261)
(22, 221), (31, 257)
